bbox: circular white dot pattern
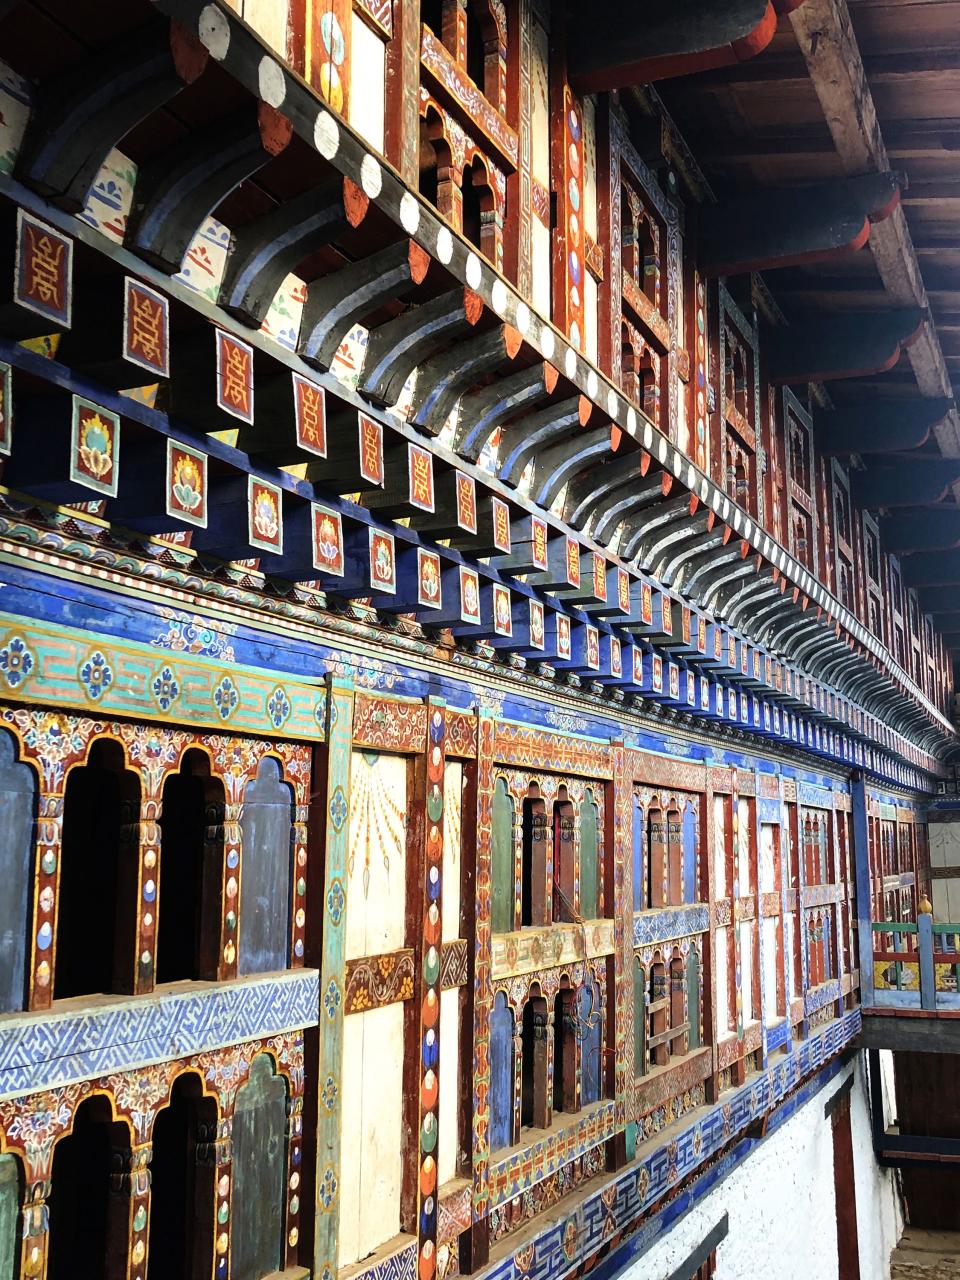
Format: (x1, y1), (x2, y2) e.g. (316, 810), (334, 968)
(491, 279), (508, 315)
(314, 112), (339, 159)
(198, 4), (230, 59)
(436, 227), (453, 264)
(258, 56), (286, 108)
(564, 347), (577, 379)
(399, 192), (420, 234)
(539, 325), (555, 360)
(466, 252), (482, 289)
(360, 154), (382, 199)
(515, 301), (530, 334)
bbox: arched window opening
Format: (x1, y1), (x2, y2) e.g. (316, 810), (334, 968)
(553, 985), (576, 1116)
(647, 807), (666, 908)
(579, 790), (600, 920)
(462, 156), (494, 258)
(232, 1055), (288, 1280)
(621, 325), (639, 402)
(421, 0), (444, 41)
(520, 994), (548, 1131)
(732, 346), (748, 419)
(648, 959), (668, 1068)
(0, 728), (35, 1012)
(56, 739), (140, 1000)
(522, 788), (548, 927)
(666, 808), (682, 906)
(48, 1096), (130, 1280)
(239, 757), (294, 977)
(0, 1153), (23, 1280)
(552, 790), (575, 922)
(633, 960), (646, 1076)
(687, 949), (701, 1050)
(621, 191), (638, 282)
(669, 952), (687, 1057)
(157, 749), (225, 985)
(491, 777), (516, 933)
(465, 2), (487, 90)
(637, 211), (660, 310)
(791, 426), (808, 493)
(489, 992), (515, 1151)
(632, 796), (644, 912)
(148, 1072), (217, 1279)
(418, 116), (446, 212)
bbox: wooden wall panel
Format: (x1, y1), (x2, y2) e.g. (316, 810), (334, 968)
(443, 761), (464, 944)
(346, 752), (408, 961)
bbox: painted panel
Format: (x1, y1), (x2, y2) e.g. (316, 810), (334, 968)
(580, 790), (599, 920)
(763, 915), (779, 1023)
(438, 986), (460, 1186)
(232, 1054), (286, 1280)
(583, 96), (598, 240)
(339, 1002), (404, 1265)
(632, 796), (644, 914)
(714, 795), (728, 897)
(716, 926), (729, 1034)
(741, 921), (754, 1023)
(579, 979), (602, 1105)
(0, 730), (33, 1012)
(739, 799), (754, 893)
(687, 949), (701, 1050)
(442, 762), (463, 944)
(682, 807), (697, 905)
(759, 822), (777, 894)
(489, 992), (514, 1153)
(633, 960), (646, 1073)
(491, 777), (515, 934)
(346, 752), (407, 961)
(350, 11), (386, 152)
(584, 273), (599, 364)
(238, 757), (292, 976)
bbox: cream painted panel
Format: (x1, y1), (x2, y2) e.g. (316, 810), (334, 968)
(438, 987), (460, 1185)
(738, 799), (754, 893)
(714, 796), (728, 897)
(530, 21), (550, 187)
(241, 0), (289, 57)
(759, 824), (776, 894)
(338, 1012), (365, 1266)
(741, 921), (754, 1022)
(784, 916), (795, 999)
(532, 221), (551, 316)
(584, 273), (598, 364)
(442, 761), (463, 943)
(349, 13), (386, 153)
(762, 916), (779, 1021)
(929, 825), (948, 868)
(582, 95), (597, 240)
(346, 752), (408, 960)
(358, 1003), (404, 1258)
(716, 925), (729, 1032)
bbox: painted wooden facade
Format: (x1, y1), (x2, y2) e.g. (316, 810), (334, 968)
(0, 2), (953, 1279)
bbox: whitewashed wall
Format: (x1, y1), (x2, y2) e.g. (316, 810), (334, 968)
(928, 820), (960, 922)
(619, 1056), (901, 1280)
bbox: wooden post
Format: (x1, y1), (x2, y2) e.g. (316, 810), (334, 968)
(312, 677), (355, 1277)
(851, 772), (875, 1009)
(19, 1180), (49, 1280)
(29, 789), (63, 1012)
(919, 911), (936, 1012)
(468, 712), (495, 1271)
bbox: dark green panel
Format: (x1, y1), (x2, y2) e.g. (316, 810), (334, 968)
(231, 1054), (286, 1280)
(0, 731), (34, 1012)
(239, 759), (293, 977)
(0, 1155), (20, 1280)
(579, 793), (599, 920)
(491, 778), (515, 934)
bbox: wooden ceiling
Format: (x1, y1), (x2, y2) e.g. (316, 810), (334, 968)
(656, 0), (960, 605)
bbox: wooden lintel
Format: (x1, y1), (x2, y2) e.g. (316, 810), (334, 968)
(700, 172), (902, 277)
(568, 0), (782, 92)
(816, 398), (952, 456)
(853, 460), (960, 510)
(766, 309), (925, 384)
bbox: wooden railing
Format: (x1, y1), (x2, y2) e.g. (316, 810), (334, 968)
(872, 918), (960, 1011)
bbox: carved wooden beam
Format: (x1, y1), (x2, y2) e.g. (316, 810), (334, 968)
(562, 453), (642, 529)
(128, 103), (293, 273)
(497, 398), (582, 487)
(592, 474), (672, 546)
(529, 427), (614, 510)
(16, 18), (207, 211)
(853, 459), (960, 509)
(699, 172), (902, 276)
(298, 240), (431, 371)
(360, 288), (483, 407)
(408, 324), (523, 434)
(219, 176), (370, 328)
(816, 397), (952, 456)
(766, 309), (924, 384)
(454, 363), (559, 463)
(567, 0), (801, 92)
(620, 495), (693, 563)
(881, 510), (960, 553)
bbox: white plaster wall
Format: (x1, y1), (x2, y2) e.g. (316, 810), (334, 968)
(928, 821), (960, 921)
(622, 1057), (901, 1280)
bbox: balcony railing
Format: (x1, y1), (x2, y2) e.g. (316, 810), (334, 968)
(872, 918), (960, 1012)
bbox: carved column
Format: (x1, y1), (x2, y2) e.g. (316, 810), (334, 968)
(218, 799), (243, 981)
(283, 1093), (304, 1268)
(545, 1007), (556, 1131)
(110, 1144), (151, 1280)
(198, 1118), (232, 1280)
(29, 790), (63, 1011)
(19, 1180), (49, 1279)
(133, 795), (162, 996)
(290, 792), (310, 967)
